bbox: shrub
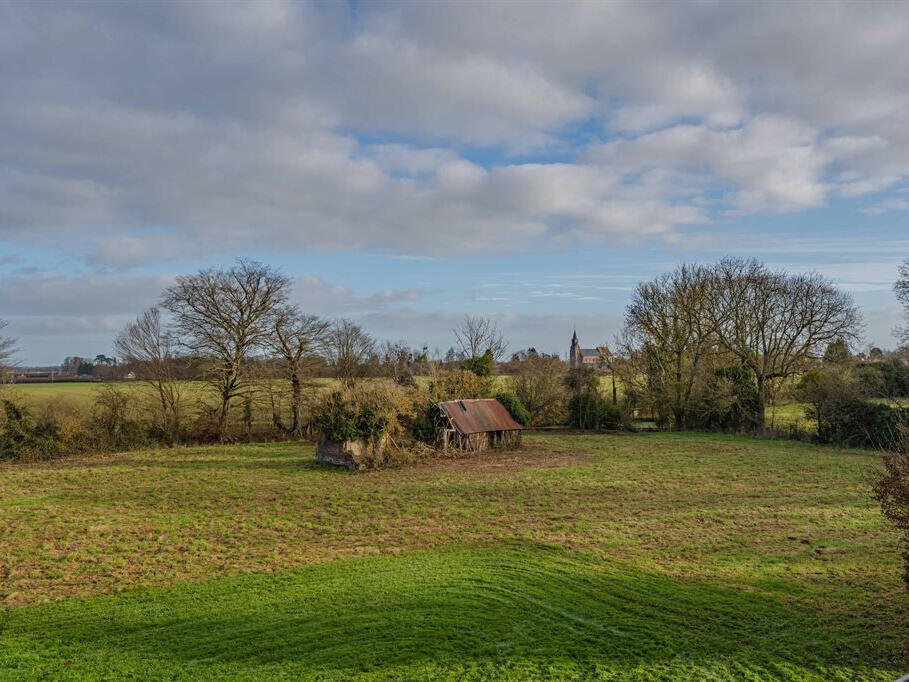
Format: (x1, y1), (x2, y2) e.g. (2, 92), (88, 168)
(0, 400), (62, 461)
(567, 391), (624, 430)
(460, 350), (494, 377)
(495, 392), (530, 426)
(92, 385), (148, 449)
(427, 369), (493, 402)
(411, 402), (441, 445)
(312, 381), (419, 445)
(873, 423), (909, 596)
(815, 397), (906, 450)
(691, 364), (761, 432)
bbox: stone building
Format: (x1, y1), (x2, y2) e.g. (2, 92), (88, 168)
(569, 331), (610, 369)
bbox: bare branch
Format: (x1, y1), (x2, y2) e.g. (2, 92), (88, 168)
(160, 259), (290, 441)
(452, 315), (508, 361)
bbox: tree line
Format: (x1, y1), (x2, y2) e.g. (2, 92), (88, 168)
(2, 255), (909, 457)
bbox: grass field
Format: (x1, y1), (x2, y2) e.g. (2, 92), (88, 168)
(1, 432), (906, 679)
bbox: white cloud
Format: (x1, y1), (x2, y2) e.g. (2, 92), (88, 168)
(2, 1), (909, 266)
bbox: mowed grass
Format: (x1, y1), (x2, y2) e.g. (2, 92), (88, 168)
(1, 432), (906, 679)
(8, 381), (215, 409)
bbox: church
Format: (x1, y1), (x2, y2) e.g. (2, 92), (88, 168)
(569, 331), (611, 369)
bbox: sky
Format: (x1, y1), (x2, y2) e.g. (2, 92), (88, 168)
(1, 0), (908, 366)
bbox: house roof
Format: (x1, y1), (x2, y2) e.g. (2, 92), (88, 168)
(579, 348), (601, 357)
(438, 399), (523, 435)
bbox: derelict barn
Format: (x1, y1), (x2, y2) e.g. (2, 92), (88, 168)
(437, 399), (523, 452)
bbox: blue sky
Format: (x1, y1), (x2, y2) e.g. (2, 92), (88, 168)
(1, 1), (908, 365)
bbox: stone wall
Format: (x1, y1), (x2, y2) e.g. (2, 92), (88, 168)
(315, 438), (383, 470)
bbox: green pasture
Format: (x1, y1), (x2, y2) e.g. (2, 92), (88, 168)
(0, 432), (905, 679)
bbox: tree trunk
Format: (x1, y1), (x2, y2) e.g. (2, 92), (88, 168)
(158, 388), (173, 447)
(291, 372), (302, 437)
(755, 376), (767, 432)
(218, 391), (231, 443)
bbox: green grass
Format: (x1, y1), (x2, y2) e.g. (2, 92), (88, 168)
(770, 398), (909, 433)
(1, 432), (906, 679)
(7, 380), (212, 408)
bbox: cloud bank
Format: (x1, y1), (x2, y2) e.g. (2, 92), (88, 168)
(2, 1), (909, 266)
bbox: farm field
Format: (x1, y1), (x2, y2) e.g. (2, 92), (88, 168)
(3, 378), (831, 433)
(1, 432), (905, 680)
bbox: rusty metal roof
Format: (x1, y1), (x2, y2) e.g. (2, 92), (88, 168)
(438, 399), (523, 435)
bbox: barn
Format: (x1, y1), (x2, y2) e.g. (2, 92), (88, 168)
(436, 399), (523, 451)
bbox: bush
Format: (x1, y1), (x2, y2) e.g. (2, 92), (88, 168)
(427, 369), (493, 402)
(873, 423), (909, 597)
(567, 391), (624, 430)
(690, 364), (761, 432)
(0, 400), (62, 461)
(411, 402), (441, 445)
(815, 397), (906, 450)
(92, 385), (148, 449)
(460, 350), (494, 377)
(495, 392), (531, 426)
(312, 381), (419, 445)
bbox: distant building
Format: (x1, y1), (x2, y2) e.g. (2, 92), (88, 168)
(569, 331), (611, 369)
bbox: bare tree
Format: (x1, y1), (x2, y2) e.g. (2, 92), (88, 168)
(707, 258), (861, 429)
(512, 354), (567, 426)
(115, 307), (183, 443)
(268, 305), (330, 437)
(896, 259), (909, 344)
(623, 264), (715, 431)
(0, 318), (16, 383)
(452, 315), (508, 361)
(379, 340), (428, 385)
(327, 319), (376, 387)
(161, 260), (290, 441)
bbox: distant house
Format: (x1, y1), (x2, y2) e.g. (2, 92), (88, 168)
(569, 331), (611, 369)
(436, 399), (523, 451)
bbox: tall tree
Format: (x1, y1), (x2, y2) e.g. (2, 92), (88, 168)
(115, 307), (183, 444)
(327, 319), (376, 387)
(896, 258), (909, 344)
(512, 354), (567, 426)
(707, 258), (861, 429)
(623, 264), (715, 431)
(452, 315), (508, 362)
(161, 260), (290, 441)
(0, 318), (16, 383)
(268, 305), (329, 437)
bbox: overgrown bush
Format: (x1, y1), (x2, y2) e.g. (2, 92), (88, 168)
(815, 397), (906, 450)
(460, 350), (494, 377)
(0, 400), (63, 461)
(312, 380), (420, 445)
(411, 402), (441, 445)
(92, 385), (147, 449)
(690, 364), (761, 432)
(427, 368), (493, 402)
(495, 391), (531, 426)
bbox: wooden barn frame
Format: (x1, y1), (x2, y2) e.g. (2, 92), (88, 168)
(436, 399), (523, 452)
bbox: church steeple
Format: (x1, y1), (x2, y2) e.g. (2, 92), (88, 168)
(570, 329), (580, 367)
